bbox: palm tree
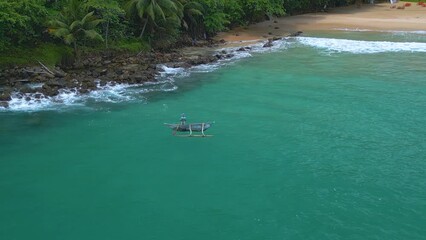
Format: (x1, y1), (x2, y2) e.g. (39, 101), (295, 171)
(177, 0), (204, 38)
(48, 0), (104, 57)
(125, 0), (180, 38)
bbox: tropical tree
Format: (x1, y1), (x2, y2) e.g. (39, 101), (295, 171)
(177, 0), (205, 38)
(48, 0), (104, 56)
(0, 0), (48, 51)
(85, 0), (126, 49)
(125, 0), (180, 38)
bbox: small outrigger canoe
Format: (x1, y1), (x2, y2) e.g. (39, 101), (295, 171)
(164, 114), (214, 137)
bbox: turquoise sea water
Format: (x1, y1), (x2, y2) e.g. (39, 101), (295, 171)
(1, 32), (426, 239)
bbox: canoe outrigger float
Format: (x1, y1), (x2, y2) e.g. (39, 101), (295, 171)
(164, 114), (214, 137)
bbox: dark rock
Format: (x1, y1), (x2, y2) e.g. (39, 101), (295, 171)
(99, 80), (107, 87)
(288, 31), (303, 37)
(0, 101), (9, 108)
(221, 50), (227, 54)
(274, 20), (278, 23)
(19, 85), (35, 94)
(237, 47), (246, 52)
(263, 40), (274, 48)
(268, 32), (273, 35)
(13, 82), (23, 89)
(41, 85), (59, 96)
(134, 75), (146, 83)
(272, 37), (282, 41)
(92, 70), (100, 78)
(100, 69), (108, 76)
(81, 79), (97, 90)
(0, 92), (11, 101)
(173, 62), (191, 68)
(46, 79), (66, 88)
(219, 39), (226, 44)
(274, 26), (280, 29)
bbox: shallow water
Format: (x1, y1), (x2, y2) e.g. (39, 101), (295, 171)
(1, 32), (426, 240)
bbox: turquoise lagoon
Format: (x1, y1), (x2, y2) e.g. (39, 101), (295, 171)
(1, 31), (426, 239)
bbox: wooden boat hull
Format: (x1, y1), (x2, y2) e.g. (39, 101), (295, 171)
(164, 123), (213, 132)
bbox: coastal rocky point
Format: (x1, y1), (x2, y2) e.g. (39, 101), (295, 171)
(0, 35), (294, 109)
(0, 42), (224, 108)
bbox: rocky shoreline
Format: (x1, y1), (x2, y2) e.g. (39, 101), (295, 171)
(0, 34), (300, 109)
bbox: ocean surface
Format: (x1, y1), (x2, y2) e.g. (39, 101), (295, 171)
(1, 31), (426, 240)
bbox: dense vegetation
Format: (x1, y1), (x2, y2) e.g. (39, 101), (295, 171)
(0, 0), (357, 65)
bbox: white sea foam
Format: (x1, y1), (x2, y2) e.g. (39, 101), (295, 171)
(158, 64), (188, 79)
(333, 28), (426, 35)
(297, 37), (426, 53)
(2, 35), (425, 112)
(4, 89), (83, 112)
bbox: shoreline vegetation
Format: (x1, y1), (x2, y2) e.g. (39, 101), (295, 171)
(1, 0), (426, 109)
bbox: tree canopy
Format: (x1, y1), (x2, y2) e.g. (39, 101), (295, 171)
(0, 0), (355, 53)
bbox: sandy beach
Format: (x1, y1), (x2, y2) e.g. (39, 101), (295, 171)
(216, 2), (426, 43)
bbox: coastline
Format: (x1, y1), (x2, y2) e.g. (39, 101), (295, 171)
(215, 2), (426, 44)
(1, 1), (426, 110)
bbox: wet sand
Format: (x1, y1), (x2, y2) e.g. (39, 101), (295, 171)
(216, 2), (426, 44)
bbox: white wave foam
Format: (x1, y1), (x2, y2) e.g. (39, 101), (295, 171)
(333, 28), (426, 35)
(4, 35), (423, 112)
(3, 89), (83, 112)
(158, 64), (188, 78)
(0, 38), (293, 112)
(297, 37), (426, 53)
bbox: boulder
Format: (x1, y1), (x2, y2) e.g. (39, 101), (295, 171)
(41, 85), (59, 96)
(0, 101), (9, 108)
(263, 40), (273, 48)
(134, 74), (147, 83)
(0, 92), (11, 101)
(288, 31), (303, 37)
(19, 85), (36, 94)
(100, 69), (108, 76)
(46, 79), (67, 88)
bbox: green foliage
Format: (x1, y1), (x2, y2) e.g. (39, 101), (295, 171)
(48, 0), (104, 55)
(151, 12), (182, 49)
(240, 0), (285, 23)
(178, 0), (205, 37)
(85, 0), (128, 47)
(0, 0), (363, 65)
(113, 38), (151, 52)
(198, 0), (286, 35)
(204, 12), (229, 34)
(125, 0), (181, 38)
(0, 43), (72, 67)
(282, 0), (350, 14)
(0, 0), (48, 51)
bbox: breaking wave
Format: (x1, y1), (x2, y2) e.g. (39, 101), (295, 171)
(297, 37), (426, 54)
(2, 33), (425, 112)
